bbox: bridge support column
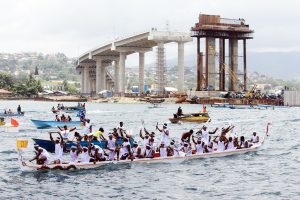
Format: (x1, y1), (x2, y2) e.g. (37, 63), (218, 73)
(85, 67), (91, 95)
(95, 59), (102, 94)
(100, 66), (106, 91)
(177, 42), (184, 92)
(80, 69), (84, 93)
(119, 52), (126, 94)
(139, 52), (145, 95)
(114, 60), (119, 93)
(83, 65), (89, 94)
(229, 39), (238, 91)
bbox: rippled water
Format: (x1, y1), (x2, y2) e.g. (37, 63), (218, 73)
(0, 100), (299, 199)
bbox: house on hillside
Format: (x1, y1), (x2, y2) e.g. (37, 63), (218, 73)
(0, 89), (13, 98)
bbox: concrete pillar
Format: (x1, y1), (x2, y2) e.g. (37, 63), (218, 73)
(139, 52), (145, 95)
(219, 39), (225, 91)
(243, 39), (247, 91)
(177, 42), (184, 92)
(80, 69), (84, 93)
(156, 42), (165, 94)
(85, 67), (91, 95)
(83, 66), (89, 94)
(206, 37), (216, 90)
(229, 39), (238, 91)
(196, 37), (202, 91)
(100, 66), (106, 91)
(114, 60), (119, 93)
(95, 59), (102, 93)
(119, 52), (126, 94)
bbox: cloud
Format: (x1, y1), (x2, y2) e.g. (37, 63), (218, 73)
(0, 0), (299, 61)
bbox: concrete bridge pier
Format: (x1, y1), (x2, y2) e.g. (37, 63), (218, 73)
(139, 52), (145, 95)
(177, 42), (185, 92)
(119, 52), (126, 95)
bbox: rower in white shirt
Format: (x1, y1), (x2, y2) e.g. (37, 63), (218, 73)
(159, 141), (167, 158)
(107, 133), (118, 161)
(80, 146), (90, 163)
(226, 137), (236, 150)
(250, 132), (259, 143)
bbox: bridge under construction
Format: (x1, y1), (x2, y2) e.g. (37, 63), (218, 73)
(191, 14), (254, 92)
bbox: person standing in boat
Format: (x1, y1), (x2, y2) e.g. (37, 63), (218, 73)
(17, 105), (22, 114)
(139, 128), (150, 150)
(57, 125), (77, 142)
(50, 133), (64, 164)
(107, 133), (118, 161)
(156, 123), (170, 147)
(192, 136), (204, 155)
(197, 126), (218, 145)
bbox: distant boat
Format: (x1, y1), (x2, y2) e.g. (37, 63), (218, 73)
(31, 119), (83, 129)
(210, 103), (229, 108)
(0, 112), (24, 117)
(169, 112), (210, 123)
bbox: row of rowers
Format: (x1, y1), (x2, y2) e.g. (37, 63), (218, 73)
(30, 122), (260, 165)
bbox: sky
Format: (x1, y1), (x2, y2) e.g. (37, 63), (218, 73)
(0, 0), (299, 68)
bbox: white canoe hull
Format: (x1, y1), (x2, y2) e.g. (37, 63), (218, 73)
(19, 143), (263, 172)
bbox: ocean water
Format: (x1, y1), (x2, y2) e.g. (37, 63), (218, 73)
(0, 100), (299, 199)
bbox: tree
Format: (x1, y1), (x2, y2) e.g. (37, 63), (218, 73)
(0, 72), (14, 90)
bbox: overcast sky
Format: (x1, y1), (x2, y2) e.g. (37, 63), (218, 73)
(0, 0), (299, 66)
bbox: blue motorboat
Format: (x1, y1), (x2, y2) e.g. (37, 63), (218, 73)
(31, 119), (83, 129)
(32, 137), (134, 153)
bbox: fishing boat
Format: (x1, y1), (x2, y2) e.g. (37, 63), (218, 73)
(169, 112), (210, 123)
(32, 137), (134, 153)
(0, 112), (24, 117)
(210, 103), (230, 108)
(31, 119), (83, 129)
(17, 138), (266, 171)
(229, 105), (255, 109)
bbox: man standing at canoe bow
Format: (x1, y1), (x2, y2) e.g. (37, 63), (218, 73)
(156, 123), (170, 146)
(57, 125), (76, 142)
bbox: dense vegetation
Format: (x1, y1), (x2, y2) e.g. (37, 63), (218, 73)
(0, 73), (43, 96)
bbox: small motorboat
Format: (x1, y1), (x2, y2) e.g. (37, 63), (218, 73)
(31, 119), (83, 129)
(210, 103), (229, 108)
(0, 112), (24, 117)
(169, 112), (210, 123)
